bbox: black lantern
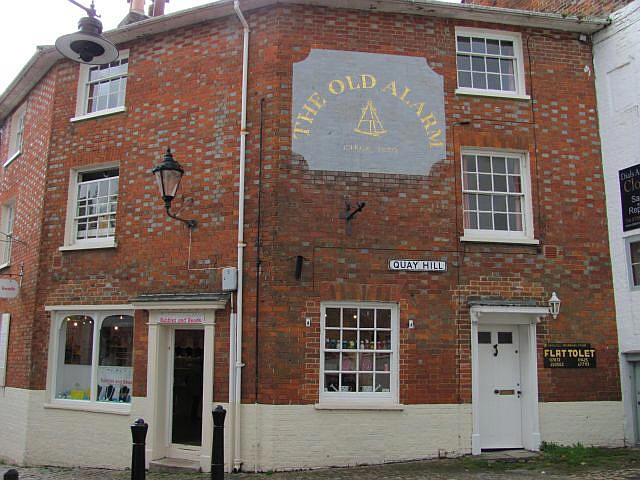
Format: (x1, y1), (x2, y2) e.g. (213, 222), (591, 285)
(152, 148), (197, 228)
(55, 1), (119, 65)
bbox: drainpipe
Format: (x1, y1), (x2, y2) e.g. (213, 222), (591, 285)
(229, 0), (249, 473)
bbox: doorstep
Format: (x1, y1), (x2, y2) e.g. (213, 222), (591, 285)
(149, 457), (201, 472)
(480, 449), (540, 463)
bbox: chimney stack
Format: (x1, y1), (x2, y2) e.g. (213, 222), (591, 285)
(119, 0), (149, 27)
(149, 0), (168, 16)
(130, 0), (146, 14)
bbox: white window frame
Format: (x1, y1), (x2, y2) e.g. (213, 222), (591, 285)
(455, 27), (529, 100)
(0, 202), (16, 269)
(460, 148), (537, 245)
(60, 163), (119, 251)
(319, 301), (399, 407)
(0, 313), (10, 387)
(71, 50), (129, 122)
(45, 306), (134, 414)
(5, 104), (26, 167)
(625, 235), (640, 290)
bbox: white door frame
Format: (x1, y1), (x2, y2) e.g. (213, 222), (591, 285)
(140, 300), (226, 473)
(470, 304), (547, 454)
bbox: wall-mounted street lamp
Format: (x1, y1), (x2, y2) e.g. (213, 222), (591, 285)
(548, 291), (561, 319)
(152, 148), (197, 229)
(55, 0), (119, 65)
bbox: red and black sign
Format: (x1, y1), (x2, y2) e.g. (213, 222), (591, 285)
(543, 343), (596, 368)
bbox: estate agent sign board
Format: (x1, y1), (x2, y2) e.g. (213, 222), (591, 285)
(0, 279), (19, 299)
(543, 343), (596, 368)
(292, 49), (446, 176)
(619, 163), (640, 231)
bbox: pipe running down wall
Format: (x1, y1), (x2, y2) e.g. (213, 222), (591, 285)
(229, 0), (249, 473)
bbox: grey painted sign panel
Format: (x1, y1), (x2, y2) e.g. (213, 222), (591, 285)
(292, 49), (446, 176)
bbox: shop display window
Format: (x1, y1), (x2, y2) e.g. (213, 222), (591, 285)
(53, 310), (133, 406)
(321, 303), (398, 404)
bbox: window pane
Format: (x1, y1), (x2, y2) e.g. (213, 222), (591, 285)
(359, 353), (373, 371)
(344, 308), (357, 328)
(458, 71), (472, 88)
(342, 353), (357, 371)
(479, 212), (493, 229)
(508, 176), (522, 193)
(487, 74), (501, 90)
(360, 309), (374, 328)
(498, 331), (513, 344)
(507, 157), (521, 174)
(377, 309), (391, 329)
(494, 175), (507, 192)
(326, 308), (340, 328)
(463, 172), (477, 190)
(359, 373), (374, 392)
(478, 331), (491, 344)
(457, 36), (471, 52)
(477, 156), (491, 172)
(472, 73), (486, 89)
(341, 373), (356, 392)
(630, 242), (640, 264)
(97, 315), (133, 403)
(377, 331), (391, 350)
(486, 57), (500, 73)
(325, 373), (339, 392)
(56, 315), (94, 400)
(492, 157), (506, 173)
(508, 196), (522, 213)
(464, 193), (477, 210)
(478, 194), (492, 211)
(494, 213), (508, 230)
(509, 213), (523, 231)
(472, 37), (486, 53)
(376, 374), (390, 392)
(501, 40), (514, 56)
(500, 58), (514, 75)
(471, 56), (486, 72)
(502, 74), (516, 92)
(457, 55), (471, 70)
(325, 352), (339, 370)
(493, 195), (507, 212)
(343, 330), (357, 349)
(478, 174), (492, 191)
(464, 211), (478, 229)
(633, 263), (640, 287)
(325, 330), (340, 349)
(486, 39), (500, 55)
(463, 155), (476, 172)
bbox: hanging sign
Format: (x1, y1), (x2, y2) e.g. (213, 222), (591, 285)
(158, 312), (205, 325)
(388, 259), (447, 272)
(0, 279), (19, 299)
(619, 164), (640, 231)
(543, 343), (596, 368)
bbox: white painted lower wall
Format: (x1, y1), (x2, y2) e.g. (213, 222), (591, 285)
(0, 387), (29, 465)
(539, 401), (624, 447)
(0, 391), (625, 471)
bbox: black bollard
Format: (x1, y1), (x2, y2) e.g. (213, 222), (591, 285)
(3, 469), (18, 480)
(131, 418), (148, 480)
(211, 405), (227, 480)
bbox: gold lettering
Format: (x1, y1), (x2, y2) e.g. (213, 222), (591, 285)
(408, 101), (426, 117)
(382, 81), (397, 96)
(429, 130), (444, 147)
(421, 112), (437, 131)
(345, 76), (361, 90)
(361, 74), (376, 89)
(297, 112), (314, 124)
(399, 87), (411, 102)
(293, 123), (311, 139)
(329, 79), (345, 95)
(302, 104), (318, 116)
(307, 92), (326, 109)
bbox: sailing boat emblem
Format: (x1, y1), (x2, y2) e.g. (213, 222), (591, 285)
(353, 100), (387, 137)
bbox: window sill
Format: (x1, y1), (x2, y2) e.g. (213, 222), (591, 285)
(44, 401), (131, 415)
(59, 240), (117, 252)
(455, 88), (531, 101)
(4, 151), (21, 168)
(315, 403), (404, 411)
(70, 106), (126, 123)
(0, 262), (10, 271)
(460, 235), (539, 246)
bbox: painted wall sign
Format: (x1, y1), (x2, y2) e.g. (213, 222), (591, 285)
(0, 279), (19, 299)
(388, 259), (447, 272)
(292, 49), (446, 175)
(543, 343), (596, 368)
(158, 312), (205, 325)
(619, 164), (640, 231)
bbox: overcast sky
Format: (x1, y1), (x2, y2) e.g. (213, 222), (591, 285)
(0, 0), (459, 94)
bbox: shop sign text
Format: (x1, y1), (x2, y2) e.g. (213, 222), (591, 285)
(619, 164), (640, 231)
(158, 312), (205, 325)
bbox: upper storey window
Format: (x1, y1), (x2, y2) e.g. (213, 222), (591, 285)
(455, 28), (528, 99)
(5, 104), (26, 166)
(72, 51), (128, 121)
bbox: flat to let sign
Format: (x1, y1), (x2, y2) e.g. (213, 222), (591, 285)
(158, 312), (205, 325)
(0, 279), (19, 299)
(543, 343), (596, 368)
(619, 164), (640, 231)
(388, 259), (447, 272)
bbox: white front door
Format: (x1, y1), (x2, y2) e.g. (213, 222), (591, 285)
(635, 363), (640, 443)
(478, 325), (523, 449)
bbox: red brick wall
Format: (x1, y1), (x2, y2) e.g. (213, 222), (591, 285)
(1, 4), (620, 406)
(462, 0), (633, 16)
(0, 72), (56, 389)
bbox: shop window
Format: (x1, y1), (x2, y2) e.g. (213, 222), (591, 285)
(455, 27), (527, 98)
(0, 313), (9, 387)
(5, 104), (26, 167)
(73, 51), (128, 120)
(0, 202), (15, 268)
(461, 150), (535, 243)
(321, 302), (398, 405)
(628, 238), (640, 288)
(61, 166), (118, 250)
(53, 311), (133, 406)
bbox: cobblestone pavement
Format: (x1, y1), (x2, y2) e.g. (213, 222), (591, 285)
(4, 460), (640, 480)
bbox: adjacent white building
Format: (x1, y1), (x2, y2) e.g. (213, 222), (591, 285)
(594, 0), (640, 445)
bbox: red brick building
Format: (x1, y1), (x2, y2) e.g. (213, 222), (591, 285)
(0, 0), (622, 472)
(462, 0), (633, 16)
